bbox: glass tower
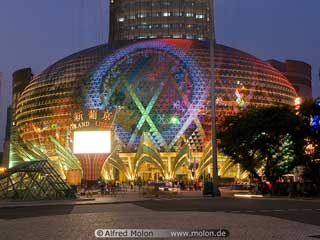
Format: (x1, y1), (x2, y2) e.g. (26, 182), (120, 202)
(109, 0), (212, 42)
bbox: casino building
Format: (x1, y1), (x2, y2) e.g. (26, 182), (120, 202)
(11, 0), (298, 183)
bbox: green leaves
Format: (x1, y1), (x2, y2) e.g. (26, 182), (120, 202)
(218, 105), (304, 182)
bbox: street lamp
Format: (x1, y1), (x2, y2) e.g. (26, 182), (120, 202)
(209, 0), (220, 197)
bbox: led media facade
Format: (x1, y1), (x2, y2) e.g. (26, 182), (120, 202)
(14, 39), (298, 180)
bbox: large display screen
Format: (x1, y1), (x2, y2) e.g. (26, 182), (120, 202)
(73, 131), (111, 154)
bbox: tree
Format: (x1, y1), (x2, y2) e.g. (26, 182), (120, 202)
(300, 99), (320, 187)
(218, 106), (305, 191)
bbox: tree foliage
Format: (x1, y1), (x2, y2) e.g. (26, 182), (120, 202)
(218, 105), (304, 183)
(300, 99), (320, 184)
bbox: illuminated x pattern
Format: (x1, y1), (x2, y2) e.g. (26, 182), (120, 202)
(85, 39), (209, 151)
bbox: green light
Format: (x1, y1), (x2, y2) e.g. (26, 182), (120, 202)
(170, 116), (180, 125)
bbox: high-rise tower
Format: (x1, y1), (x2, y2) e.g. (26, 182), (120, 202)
(109, 0), (212, 42)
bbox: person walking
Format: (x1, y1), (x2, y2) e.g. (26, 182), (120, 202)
(288, 179), (295, 198)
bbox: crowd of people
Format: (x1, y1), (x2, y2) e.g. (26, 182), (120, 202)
(255, 181), (319, 197)
(78, 178), (319, 198)
(78, 179), (207, 196)
(161, 181), (203, 191)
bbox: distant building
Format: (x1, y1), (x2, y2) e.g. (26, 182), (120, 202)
(2, 107), (12, 168)
(0, 71), (6, 169)
(267, 59), (313, 100)
(0, 71), (3, 153)
(318, 67), (320, 98)
(0, 71), (3, 134)
(0, 71), (2, 92)
(109, 0), (212, 42)
(6, 68), (33, 168)
(12, 68), (33, 110)
(0, 152), (3, 167)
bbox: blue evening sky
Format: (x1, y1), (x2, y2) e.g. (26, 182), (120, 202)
(0, 0), (319, 149)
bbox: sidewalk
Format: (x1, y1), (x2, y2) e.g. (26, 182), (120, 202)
(0, 188), (319, 209)
(0, 190), (206, 208)
(0, 191), (146, 208)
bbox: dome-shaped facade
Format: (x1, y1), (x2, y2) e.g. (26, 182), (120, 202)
(16, 39), (297, 160)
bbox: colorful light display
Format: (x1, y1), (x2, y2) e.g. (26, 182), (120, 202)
(14, 39), (298, 180)
(311, 115), (320, 130)
(311, 98), (320, 131)
(85, 39), (209, 151)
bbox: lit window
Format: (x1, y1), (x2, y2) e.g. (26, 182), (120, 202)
(163, 12), (170, 17)
(186, 13), (194, 17)
(138, 13), (147, 18)
(196, 14), (205, 19)
(117, 17), (125, 22)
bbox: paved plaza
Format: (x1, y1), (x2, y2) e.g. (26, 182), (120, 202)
(0, 195), (320, 240)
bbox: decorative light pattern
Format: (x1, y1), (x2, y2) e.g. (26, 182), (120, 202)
(14, 39), (298, 177)
(311, 115), (320, 130)
(85, 39), (209, 150)
(235, 88), (246, 108)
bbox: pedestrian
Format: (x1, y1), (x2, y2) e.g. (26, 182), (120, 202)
(100, 181), (105, 195)
(288, 179), (295, 198)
